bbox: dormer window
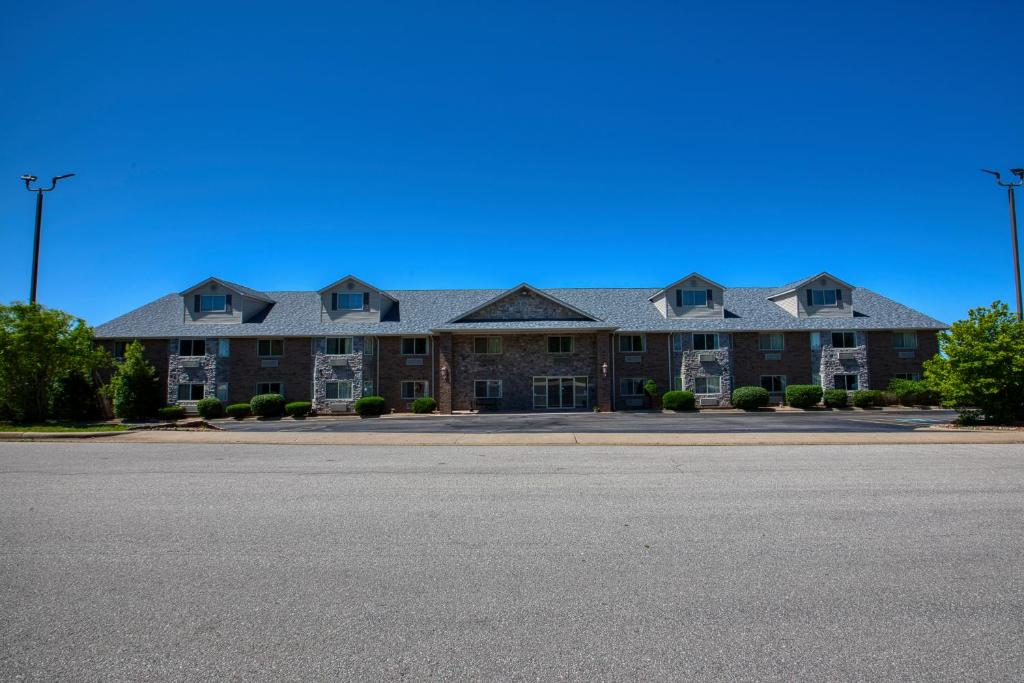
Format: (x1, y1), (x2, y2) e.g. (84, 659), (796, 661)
(332, 292), (365, 310)
(677, 289), (711, 307)
(193, 294), (231, 312)
(808, 289), (840, 307)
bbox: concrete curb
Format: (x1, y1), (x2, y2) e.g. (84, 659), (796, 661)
(0, 430), (128, 440)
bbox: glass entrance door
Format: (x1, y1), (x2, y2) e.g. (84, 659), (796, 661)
(533, 376), (588, 409)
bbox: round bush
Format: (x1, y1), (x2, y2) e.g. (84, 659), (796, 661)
(226, 403), (251, 419)
(823, 389), (849, 408)
(731, 386), (770, 410)
(661, 390), (696, 411)
(195, 397), (224, 419)
(249, 393), (286, 418)
(412, 397), (437, 414)
(158, 405), (185, 420)
(354, 395), (387, 416)
(852, 390), (883, 408)
(286, 401), (312, 418)
(785, 384), (823, 409)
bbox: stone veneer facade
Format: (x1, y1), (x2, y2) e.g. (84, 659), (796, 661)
(670, 332), (734, 406)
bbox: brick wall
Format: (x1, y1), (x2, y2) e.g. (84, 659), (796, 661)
(731, 332), (814, 391)
(376, 336), (437, 412)
(612, 333), (670, 409)
(98, 339), (170, 406)
(868, 330), (939, 389)
(227, 337), (313, 404)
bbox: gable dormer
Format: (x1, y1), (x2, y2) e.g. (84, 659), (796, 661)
(450, 284), (597, 323)
(318, 275), (396, 322)
(180, 277), (274, 324)
(650, 273), (726, 319)
(768, 272), (855, 318)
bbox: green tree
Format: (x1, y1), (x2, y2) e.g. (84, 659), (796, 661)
(924, 301), (1024, 424)
(0, 303), (109, 422)
(106, 340), (161, 421)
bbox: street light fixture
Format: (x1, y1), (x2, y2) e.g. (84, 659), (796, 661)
(21, 172), (75, 305)
(981, 168), (1024, 321)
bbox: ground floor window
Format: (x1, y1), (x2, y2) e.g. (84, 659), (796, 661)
(533, 376), (587, 409)
(474, 380), (502, 398)
(216, 383), (229, 402)
(255, 382), (282, 395)
(694, 376), (721, 395)
(620, 378), (645, 396)
(892, 373), (921, 381)
(114, 341), (130, 360)
(401, 380), (429, 400)
(672, 376), (683, 391)
(760, 375), (786, 393)
(834, 374), (859, 391)
(326, 380), (353, 400)
(363, 379), (375, 396)
(177, 383), (205, 401)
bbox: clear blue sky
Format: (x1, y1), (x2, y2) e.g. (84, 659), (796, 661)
(1, 1), (1021, 327)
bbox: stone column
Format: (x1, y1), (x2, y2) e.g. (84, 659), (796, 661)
(436, 333), (454, 414)
(596, 333), (612, 412)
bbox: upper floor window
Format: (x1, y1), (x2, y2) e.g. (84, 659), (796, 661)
(619, 335), (645, 353)
(547, 336), (574, 353)
(671, 333), (683, 352)
(326, 337), (353, 355)
(808, 289), (839, 307)
(332, 292), (364, 311)
(179, 339), (206, 357)
(113, 341), (130, 360)
(257, 339), (284, 357)
(759, 333), (784, 351)
(401, 337), (428, 355)
(678, 289), (710, 307)
(831, 332), (856, 348)
(693, 333), (719, 351)
(363, 337), (375, 355)
(199, 294), (228, 312)
(893, 331), (918, 349)
(474, 336), (502, 354)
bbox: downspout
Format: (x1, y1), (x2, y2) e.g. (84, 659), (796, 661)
(431, 335), (436, 399)
(610, 333), (616, 412)
(667, 334), (672, 395)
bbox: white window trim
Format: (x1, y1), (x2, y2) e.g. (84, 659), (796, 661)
(401, 337), (429, 356)
(759, 333), (785, 351)
(810, 289), (839, 307)
(254, 382), (283, 395)
(257, 339), (284, 358)
(547, 336), (574, 354)
(325, 379), (354, 400)
(474, 379), (503, 399)
(401, 380), (430, 400)
(694, 376), (721, 395)
(618, 335), (646, 353)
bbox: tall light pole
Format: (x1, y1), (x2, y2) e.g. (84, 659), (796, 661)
(981, 168), (1024, 321)
(21, 173), (75, 305)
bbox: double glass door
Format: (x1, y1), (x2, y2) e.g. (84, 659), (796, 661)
(533, 376), (588, 409)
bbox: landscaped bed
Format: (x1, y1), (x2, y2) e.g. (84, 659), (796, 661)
(0, 422), (129, 432)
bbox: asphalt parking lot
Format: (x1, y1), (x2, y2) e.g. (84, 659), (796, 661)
(2, 442), (1022, 680)
(216, 408), (958, 433)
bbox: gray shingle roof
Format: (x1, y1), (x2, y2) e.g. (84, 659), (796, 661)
(94, 286), (946, 339)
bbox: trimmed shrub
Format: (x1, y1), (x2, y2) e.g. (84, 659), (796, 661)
(785, 384), (823, 409)
(286, 401), (312, 418)
(823, 389), (849, 408)
(852, 389), (883, 408)
(158, 405), (185, 420)
(412, 396), (437, 414)
(354, 395), (387, 416)
(226, 403), (251, 419)
(731, 386), (770, 410)
(249, 393), (286, 418)
(662, 390), (696, 411)
(888, 379), (940, 406)
(196, 397), (224, 419)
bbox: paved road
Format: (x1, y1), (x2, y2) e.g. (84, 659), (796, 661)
(2, 443), (1022, 680)
(216, 409), (958, 433)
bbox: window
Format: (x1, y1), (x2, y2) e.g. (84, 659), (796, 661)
(831, 332), (856, 348)
(694, 376), (721, 395)
(810, 332), (822, 350)
(693, 333), (719, 350)
(255, 382), (282, 395)
(759, 333), (784, 351)
(672, 376), (683, 391)
(326, 337), (353, 355)
(177, 383), (205, 401)
(893, 373), (922, 381)
(474, 336), (502, 354)
(113, 341), (129, 360)
(893, 331), (918, 349)
(761, 375), (786, 393)
(216, 383), (229, 402)
(257, 339), (284, 357)
(835, 374), (859, 390)
(401, 380), (429, 400)
(363, 379), (375, 396)
(474, 380), (502, 398)
(401, 337), (428, 355)
(620, 378), (645, 396)
(619, 335), (645, 353)
(547, 336), (573, 353)
(217, 339), (230, 358)
(199, 294), (227, 312)
(334, 292), (363, 310)
(363, 337), (375, 355)
(179, 339), (206, 356)
(671, 333), (683, 352)
(681, 289), (708, 306)
(809, 289), (839, 307)
(325, 380), (353, 400)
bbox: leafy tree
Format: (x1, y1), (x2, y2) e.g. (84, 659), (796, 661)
(924, 301), (1024, 424)
(106, 340), (161, 421)
(0, 303), (109, 422)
